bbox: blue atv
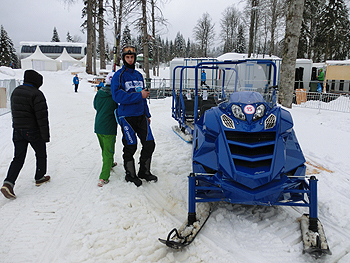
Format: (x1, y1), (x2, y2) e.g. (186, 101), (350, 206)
(160, 60), (331, 257)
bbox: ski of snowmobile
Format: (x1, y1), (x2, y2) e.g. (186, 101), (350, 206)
(299, 214), (332, 257)
(172, 125), (192, 143)
(158, 209), (211, 249)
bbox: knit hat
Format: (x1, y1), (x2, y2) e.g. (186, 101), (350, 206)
(24, 70), (43, 88)
(105, 72), (115, 85)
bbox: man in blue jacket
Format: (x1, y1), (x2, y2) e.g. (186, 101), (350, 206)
(73, 74), (79, 92)
(111, 45), (157, 187)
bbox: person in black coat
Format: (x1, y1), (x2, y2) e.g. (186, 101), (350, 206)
(1, 70), (51, 200)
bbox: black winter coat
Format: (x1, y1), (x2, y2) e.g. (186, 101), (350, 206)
(11, 83), (50, 142)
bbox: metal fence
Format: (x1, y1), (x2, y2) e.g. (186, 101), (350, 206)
(146, 78), (172, 98)
(148, 78), (350, 113)
(292, 91), (350, 113)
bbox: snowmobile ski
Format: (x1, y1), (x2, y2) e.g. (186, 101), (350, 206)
(299, 214), (332, 257)
(158, 209), (211, 249)
(172, 125), (192, 143)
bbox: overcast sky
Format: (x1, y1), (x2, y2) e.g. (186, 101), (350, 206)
(0, 0), (244, 50)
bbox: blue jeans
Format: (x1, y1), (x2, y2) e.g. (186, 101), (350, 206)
(5, 129), (47, 185)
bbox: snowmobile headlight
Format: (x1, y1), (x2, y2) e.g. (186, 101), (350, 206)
(253, 104), (265, 121)
(231, 104), (246, 120)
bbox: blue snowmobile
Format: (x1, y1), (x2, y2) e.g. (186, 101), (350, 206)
(160, 60), (331, 257)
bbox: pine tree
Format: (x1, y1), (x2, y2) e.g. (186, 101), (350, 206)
(316, 0), (350, 61)
(174, 32), (186, 57)
(121, 25), (132, 48)
(169, 40), (174, 60)
(236, 24), (246, 53)
(51, 27), (60, 42)
(186, 38), (191, 57)
(0, 25), (19, 68)
(66, 32), (74, 42)
(163, 38), (169, 62)
(298, 0), (325, 60)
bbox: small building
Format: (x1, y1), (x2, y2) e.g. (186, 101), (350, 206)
(20, 41), (86, 60)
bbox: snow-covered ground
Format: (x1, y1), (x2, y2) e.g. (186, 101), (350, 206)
(1, 66), (350, 263)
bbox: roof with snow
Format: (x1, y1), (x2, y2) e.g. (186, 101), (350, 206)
(217, 52), (281, 61)
(20, 41), (86, 47)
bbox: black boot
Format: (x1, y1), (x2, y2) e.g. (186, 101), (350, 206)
(124, 161), (142, 187)
(138, 158), (158, 182)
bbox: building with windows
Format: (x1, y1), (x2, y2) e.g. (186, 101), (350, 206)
(20, 41), (86, 60)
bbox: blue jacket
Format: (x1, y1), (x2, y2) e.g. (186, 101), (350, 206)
(73, 76), (79, 84)
(96, 81), (105, 88)
(201, 71), (206, 81)
(110, 65), (151, 118)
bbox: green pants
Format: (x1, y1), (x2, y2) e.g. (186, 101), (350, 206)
(97, 134), (116, 181)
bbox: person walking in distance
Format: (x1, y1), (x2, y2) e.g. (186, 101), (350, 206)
(73, 74), (79, 92)
(1, 70), (50, 199)
(201, 69), (207, 87)
(110, 45), (157, 187)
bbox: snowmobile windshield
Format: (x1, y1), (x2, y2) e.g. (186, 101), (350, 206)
(217, 62), (277, 108)
(228, 91), (265, 104)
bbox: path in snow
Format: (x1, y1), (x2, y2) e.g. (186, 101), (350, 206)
(1, 70), (350, 262)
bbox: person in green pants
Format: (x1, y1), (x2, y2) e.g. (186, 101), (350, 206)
(94, 72), (118, 187)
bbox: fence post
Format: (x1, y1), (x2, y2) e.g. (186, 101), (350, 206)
(317, 92), (323, 114)
(0, 88), (6, 108)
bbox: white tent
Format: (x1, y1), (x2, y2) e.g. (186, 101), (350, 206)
(55, 48), (82, 70)
(80, 55), (86, 67)
(21, 46), (57, 71)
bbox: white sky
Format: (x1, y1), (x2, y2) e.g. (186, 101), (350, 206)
(0, 0), (244, 50)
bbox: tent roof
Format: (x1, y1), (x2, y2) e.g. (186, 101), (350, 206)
(55, 48), (79, 62)
(21, 46), (55, 61)
(80, 55), (86, 63)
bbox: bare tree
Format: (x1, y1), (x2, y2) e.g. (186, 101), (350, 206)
(279, 0), (305, 108)
(267, 0), (286, 56)
(220, 5), (240, 53)
(193, 12), (215, 57)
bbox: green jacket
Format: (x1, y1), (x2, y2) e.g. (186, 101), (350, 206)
(93, 85), (118, 135)
(318, 70), (324, 81)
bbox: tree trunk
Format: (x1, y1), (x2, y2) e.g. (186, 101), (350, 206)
(269, 0), (278, 56)
(116, 0), (123, 67)
(279, 0), (305, 108)
(98, 0), (106, 69)
(248, 0), (258, 58)
(151, 0), (156, 76)
(111, 0), (122, 69)
(142, 0), (150, 79)
(93, 3), (97, 75)
(86, 0), (94, 74)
